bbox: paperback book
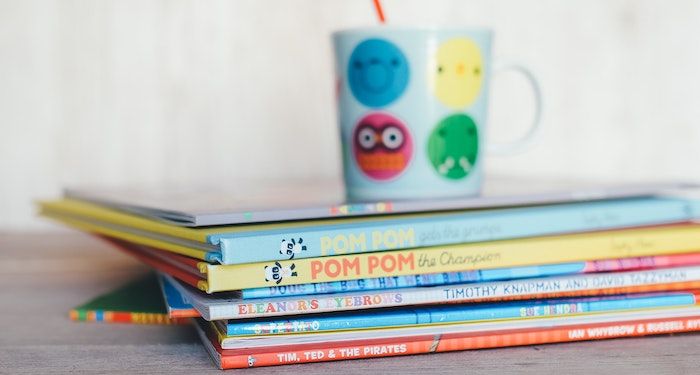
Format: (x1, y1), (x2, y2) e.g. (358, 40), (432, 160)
(213, 302), (700, 349)
(195, 307), (700, 369)
(214, 291), (699, 337)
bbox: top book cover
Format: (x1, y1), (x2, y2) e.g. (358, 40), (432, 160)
(63, 177), (696, 227)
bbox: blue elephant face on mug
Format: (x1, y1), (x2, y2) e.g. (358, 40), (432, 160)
(348, 38), (410, 107)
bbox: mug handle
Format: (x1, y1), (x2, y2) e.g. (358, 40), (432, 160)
(485, 60), (543, 155)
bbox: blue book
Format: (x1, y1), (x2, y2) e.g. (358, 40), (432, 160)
(209, 197), (697, 264)
(157, 274), (199, 317)
(222, 292), (698, 336)
(241, 262), (588, 298)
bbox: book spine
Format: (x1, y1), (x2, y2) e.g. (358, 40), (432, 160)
(224, 292), (698, 336)
(241, 253), (700, 298)
(242, 270), (485, 299)
(218, 266), (700, 319)
(204, 225), (700, 291)
(69, 309), (188, 325)
(216, 199), (693, 264)
(221, 339), (436, 369)
(220, 315), (700, 369)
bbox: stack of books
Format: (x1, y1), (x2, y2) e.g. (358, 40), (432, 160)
(40, 181), (700, 369)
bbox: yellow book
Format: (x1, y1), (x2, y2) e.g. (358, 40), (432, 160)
(114, 224), (700, 292)
(38, 198), (460, 262)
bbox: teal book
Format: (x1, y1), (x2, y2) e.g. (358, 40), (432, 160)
(44, 183), (700, 264)
(212, 197), (699, 264)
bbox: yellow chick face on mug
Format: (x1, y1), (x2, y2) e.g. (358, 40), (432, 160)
(431, 38), (484, 109)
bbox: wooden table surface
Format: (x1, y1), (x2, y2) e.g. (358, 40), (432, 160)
(1, 232), (699, 374)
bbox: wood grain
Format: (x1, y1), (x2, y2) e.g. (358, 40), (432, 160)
(0, 232), (699, 373)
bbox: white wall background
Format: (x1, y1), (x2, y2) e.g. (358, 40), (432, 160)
(1, 0), (699, 230)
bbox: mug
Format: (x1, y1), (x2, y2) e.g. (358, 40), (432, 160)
(332, 27), (542, 201)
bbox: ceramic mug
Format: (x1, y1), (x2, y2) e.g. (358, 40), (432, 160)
(333, 27), (542, 201)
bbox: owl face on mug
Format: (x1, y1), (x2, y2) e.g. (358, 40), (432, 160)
(352, 112), (413, 181)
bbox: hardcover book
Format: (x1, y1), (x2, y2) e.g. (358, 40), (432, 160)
(40, 195), (700, 265)
(103, 224), (700, 292)
(242, 253), (700, 298)
(69, 273), (191, 324)
(64, 178), (694, 226)
(157, 274), (199, 318)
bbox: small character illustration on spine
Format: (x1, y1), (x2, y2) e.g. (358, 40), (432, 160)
(264, 262), (298, 284)
(280, 238), (308, 259)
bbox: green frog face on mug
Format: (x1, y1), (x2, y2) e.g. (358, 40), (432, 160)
(427, 114), (479, 180)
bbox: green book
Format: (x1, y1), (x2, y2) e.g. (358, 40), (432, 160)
(70, 273), (191, 324)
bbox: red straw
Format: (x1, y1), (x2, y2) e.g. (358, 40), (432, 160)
(373, 0), (386, 23)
